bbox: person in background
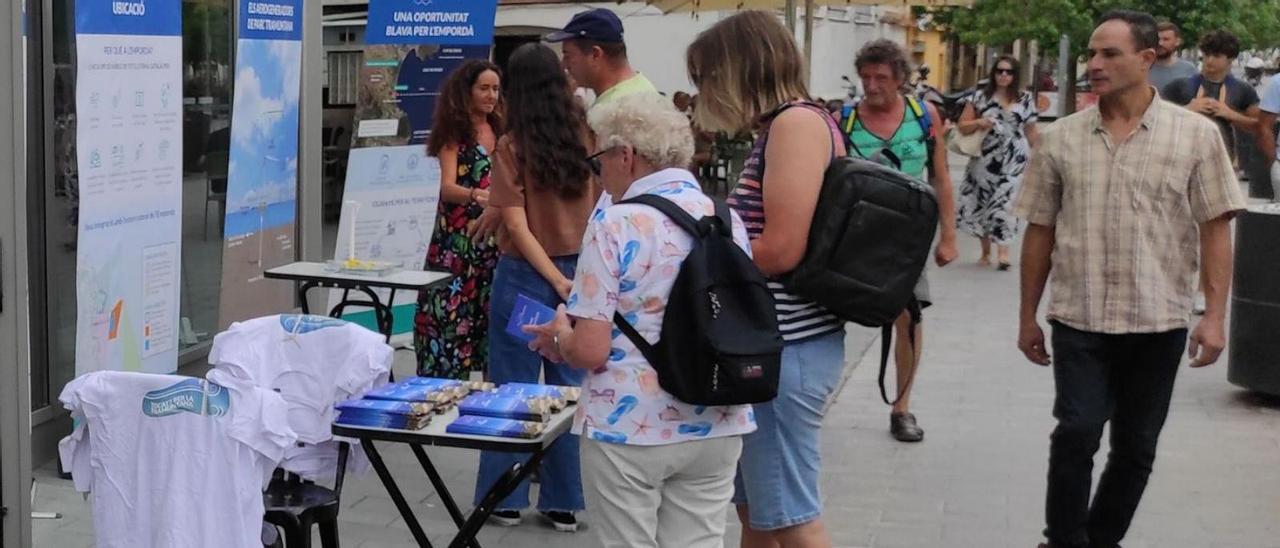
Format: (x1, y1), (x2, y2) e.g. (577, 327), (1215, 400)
(1245, 57), (1267, 88)
(1148, 21), (1196, 92)
(525, 93), (756, 548)
(956, 55), (1041, 270)
(1260, 60), (1280, 200)
(689, 11), (845, 547)
(1162, 29), (1267, 165)
(546, 8), (658, 112)
(477, 43), (600, 533)
(673, 90), (693, 118)
(824, 99), (845, 115)
(1016, 11), (1245, 548)
(845, 39), (959, 443)
(414, 59), (504, 379)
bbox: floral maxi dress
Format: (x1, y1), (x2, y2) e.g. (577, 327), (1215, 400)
(414, 142), (500, 379)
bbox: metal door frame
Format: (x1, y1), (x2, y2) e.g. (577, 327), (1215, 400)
(1, 0), (35, 544)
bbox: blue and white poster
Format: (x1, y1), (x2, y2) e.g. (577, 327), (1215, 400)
(328, 0), (494, 337)
(73, 0), (183, 374)
(218, 0), (302, 329)
(366, 0), (497, 46)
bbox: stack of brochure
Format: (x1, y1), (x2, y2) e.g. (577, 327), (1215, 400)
(364, 377), (473, 413)
(334, 399), (435, 430)
(456, 393), (554, 422)
(447, 415), (547, 439)
(494, 383), (580, 411)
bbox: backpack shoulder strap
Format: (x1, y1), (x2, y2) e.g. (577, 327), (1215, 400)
(905, 95), (936, 173)
(617, 194), (701, 236)
(906, 95), (932, 138)
(610, 193), (704, 374)
(841, 102), (858, 135)
(713, 198), (733, 237)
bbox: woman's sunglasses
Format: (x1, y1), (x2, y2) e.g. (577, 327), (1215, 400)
(994, 68), (1015, 75)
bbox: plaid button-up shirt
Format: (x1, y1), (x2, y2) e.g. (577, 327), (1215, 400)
(1013, 92), (1246, 334)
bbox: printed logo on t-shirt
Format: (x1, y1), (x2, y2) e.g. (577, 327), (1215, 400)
(142, 379), (230, 418)
(278, 314), (348, 334)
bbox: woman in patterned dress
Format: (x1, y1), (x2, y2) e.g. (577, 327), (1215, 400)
(414, 60), (504, 379)
(955, 55), (1041, 270)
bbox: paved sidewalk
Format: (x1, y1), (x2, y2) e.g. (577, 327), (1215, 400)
(31, 214), (1280, 548)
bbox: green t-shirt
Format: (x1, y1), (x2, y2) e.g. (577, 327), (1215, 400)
(591, 73), (659, 110)
(846, 99), (930, 179)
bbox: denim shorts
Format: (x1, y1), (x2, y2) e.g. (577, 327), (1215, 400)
(732, 330), (846, 530)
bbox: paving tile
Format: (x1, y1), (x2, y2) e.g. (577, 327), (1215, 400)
(29, 183), (1280, 546)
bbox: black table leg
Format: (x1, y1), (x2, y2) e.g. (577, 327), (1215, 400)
(361, 439), (433, 547)
(446, 449), (549, 548)
(383, 288), (399, 344)
(298, 281), (320, 315)
(410, 444), (482, 548)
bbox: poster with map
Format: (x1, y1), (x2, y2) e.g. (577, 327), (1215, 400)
(73, 0), (183, 374)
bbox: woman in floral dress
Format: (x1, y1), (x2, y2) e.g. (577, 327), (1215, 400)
(955, 55), (1041, 270)
(414, 60), (504, 379)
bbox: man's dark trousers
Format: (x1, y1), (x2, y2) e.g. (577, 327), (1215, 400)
(1044, 320), (1188, 548)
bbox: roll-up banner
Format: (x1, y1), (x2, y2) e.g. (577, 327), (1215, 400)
(74, 0), (184, 374)
(217, 0), (303, 329)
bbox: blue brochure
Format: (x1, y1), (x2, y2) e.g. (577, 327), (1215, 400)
(505, 294), (556, 343)
(457, 393), (553, 422)
(496, 382), (580, 404)
(335, 399), (434, 417)
(365, 382), (460, 404)
(402, 377), (465, 390)
(336, 412), (430, 430)
(446, 415), (546, 439)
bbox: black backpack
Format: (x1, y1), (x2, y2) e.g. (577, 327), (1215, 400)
(611, 194), (783, 406)
(782, 142), (939, 405)
(783, 153), (938, 326)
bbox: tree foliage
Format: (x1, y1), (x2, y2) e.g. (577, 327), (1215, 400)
(925, 0), (1280, 53)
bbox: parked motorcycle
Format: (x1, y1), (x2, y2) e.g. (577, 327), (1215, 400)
(911, 65), (972, 123)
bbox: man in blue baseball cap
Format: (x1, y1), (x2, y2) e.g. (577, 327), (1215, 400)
(545, 8), (657, 111)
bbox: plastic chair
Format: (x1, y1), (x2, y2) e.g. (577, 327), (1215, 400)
(264, 443), (350, 548)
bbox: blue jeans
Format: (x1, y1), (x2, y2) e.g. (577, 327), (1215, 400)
(732, 330), (845, 530)
(1044, 321), (1186, 548)
(474, 255), (586, 512)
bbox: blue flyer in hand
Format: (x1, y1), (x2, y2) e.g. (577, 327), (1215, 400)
(506, 294), (555, 343)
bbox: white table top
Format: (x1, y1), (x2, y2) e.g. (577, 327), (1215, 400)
(265, 261), (453, 291)
(333, 404), (577, 452)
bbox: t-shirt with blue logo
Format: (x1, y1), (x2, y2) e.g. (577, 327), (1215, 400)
(59, 370), (296, 548)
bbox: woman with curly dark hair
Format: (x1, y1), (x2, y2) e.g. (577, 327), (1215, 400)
(473, 42), (597, 532)
(413, 59), (504, 380)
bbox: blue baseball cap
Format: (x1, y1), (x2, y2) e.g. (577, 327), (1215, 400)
(544, 8), (624, 44)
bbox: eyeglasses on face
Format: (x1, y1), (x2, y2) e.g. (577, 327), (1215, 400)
(587, 147), (615, 177)
(995, 68), (1015, 75)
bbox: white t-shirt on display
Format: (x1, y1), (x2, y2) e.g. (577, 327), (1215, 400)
(207, 314), (392, 478)
(59, 371), (295, 548)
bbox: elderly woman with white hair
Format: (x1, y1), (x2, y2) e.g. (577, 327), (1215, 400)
(525, 93), (757, 548)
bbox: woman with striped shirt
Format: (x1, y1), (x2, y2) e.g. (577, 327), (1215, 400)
(687, 11), (846, 548)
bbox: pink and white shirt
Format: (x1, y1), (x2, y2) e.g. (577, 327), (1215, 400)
(566, 168), (757, 446)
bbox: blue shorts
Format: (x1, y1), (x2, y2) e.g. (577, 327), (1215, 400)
(732, 330), (846, 531)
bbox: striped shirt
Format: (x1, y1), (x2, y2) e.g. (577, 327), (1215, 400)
(1012, 91), (1246, 334)
(727, 102), (847, 343)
